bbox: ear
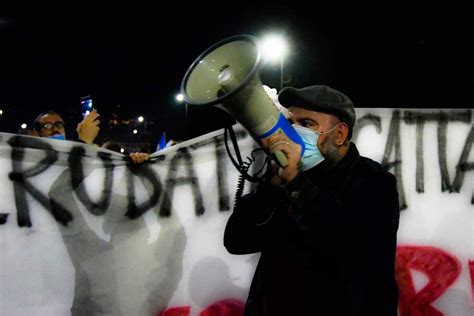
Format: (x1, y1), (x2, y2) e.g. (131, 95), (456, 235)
(335, 122), (349, 145)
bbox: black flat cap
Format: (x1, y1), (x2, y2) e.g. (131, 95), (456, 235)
(278, 85), (356, 129)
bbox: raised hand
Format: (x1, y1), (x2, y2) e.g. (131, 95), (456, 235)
(261, 133), (302, 186)
(129, 152), (151, 164)
(77, 108), (101, 145)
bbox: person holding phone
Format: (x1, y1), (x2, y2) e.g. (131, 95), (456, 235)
(76, 108), (101, 145)
(33, 108), (150, 164)
(33, 108), (100, 145)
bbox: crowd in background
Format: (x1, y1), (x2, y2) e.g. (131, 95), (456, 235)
(17, 108), (178, 163)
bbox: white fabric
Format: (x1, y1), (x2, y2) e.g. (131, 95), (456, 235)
(0, 108), (472, 316)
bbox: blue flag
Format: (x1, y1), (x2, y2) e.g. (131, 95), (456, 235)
(156, 132), (167, 151)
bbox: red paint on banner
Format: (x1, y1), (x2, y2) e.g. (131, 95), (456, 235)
(159, 306), (190, 316)
(469, 260), (474, 303)
(159, 299), (244, 316)
(199, 299), (244, 316)
(396, 245), (462, 316)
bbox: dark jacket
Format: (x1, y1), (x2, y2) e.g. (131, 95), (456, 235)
(224, 143), (400, 316)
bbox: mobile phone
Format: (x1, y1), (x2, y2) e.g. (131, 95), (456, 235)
(80, 95), (93, 118)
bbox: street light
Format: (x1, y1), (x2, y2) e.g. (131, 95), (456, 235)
(175, 94), (184, 102)
(137, 116), (147, 140)
(259, 34), (289, 90)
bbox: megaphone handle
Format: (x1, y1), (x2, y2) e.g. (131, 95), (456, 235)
(270, 150), (288, 168)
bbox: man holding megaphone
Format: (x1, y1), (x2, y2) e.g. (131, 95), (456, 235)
(224, 85), (400, 316)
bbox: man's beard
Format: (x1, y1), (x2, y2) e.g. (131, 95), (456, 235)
(320, 138), (341, 167)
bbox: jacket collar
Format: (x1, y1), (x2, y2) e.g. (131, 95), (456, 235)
(307, 142), (360, 188)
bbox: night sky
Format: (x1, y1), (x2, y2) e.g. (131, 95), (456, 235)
(0, 5), (471, 144)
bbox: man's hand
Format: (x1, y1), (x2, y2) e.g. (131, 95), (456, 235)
(77, 109), (100, 145)
(129, 152), (150, 164)
(262, 134), (302, 186)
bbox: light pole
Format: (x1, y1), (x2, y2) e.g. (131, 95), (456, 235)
(260, 34), (288, 90)
(176, 93), (188, 139)
(137, 116), (147, 141)
(185, 103), (188, 137)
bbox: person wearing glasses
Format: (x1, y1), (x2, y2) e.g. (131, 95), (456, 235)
(33, 109), (100, 144)
(33, 109), (149, 164)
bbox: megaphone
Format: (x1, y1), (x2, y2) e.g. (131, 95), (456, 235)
(181, 34), (305, 167)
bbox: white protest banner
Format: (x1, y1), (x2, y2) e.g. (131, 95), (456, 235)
(0, 108), (472, 316)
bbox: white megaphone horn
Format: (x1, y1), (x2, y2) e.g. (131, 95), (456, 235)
(180, 34), (305, 167)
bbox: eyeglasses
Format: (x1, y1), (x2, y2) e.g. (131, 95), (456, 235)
(41, 121), (65, 130)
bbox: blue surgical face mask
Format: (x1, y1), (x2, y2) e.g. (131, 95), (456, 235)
(293, 124), (340, 171)
(47, 134), (66, 141)
(293, 125), (324, 171)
